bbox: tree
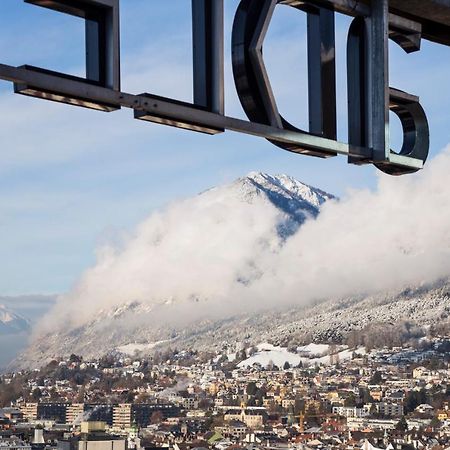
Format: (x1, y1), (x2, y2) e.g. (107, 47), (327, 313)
(31, 388), (42, 401)
(125, 390), (135, 403)
(396, 416), (408, 432)
(405, 389), (427, 413)
(69, 354), (82, 363)
(76, 387), (86, 403)
(418, 388), (427, 405)
(405, 391), (419, 413)
(254, 388), (265, 406)
(246, 382), (258, 396)
(344, 393), (357, 407)
(370, 371), (383, 384)
(283, 361), (291, 370)
(359, 387), (373, 404)
(429, 416), (442, 430)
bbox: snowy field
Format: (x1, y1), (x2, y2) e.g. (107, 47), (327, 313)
(238, 343), (366, 368)
(116, 340), (169, 355)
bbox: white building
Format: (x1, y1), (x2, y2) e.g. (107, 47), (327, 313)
(373, 402), (404, 417)
(332, 406), (370, 418)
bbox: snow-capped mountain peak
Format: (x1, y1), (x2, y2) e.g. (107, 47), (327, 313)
(243, 171), (334, 208)
(197, 172), (334, 238)
(210, 171), (336, 237)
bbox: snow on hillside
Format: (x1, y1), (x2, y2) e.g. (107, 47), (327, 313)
(116, 340), (170, 355)
(297, 343), (330, 356)
(229, 172), (335, 231)
(238, 343), (365, 368)
(238, 344), (302, 368)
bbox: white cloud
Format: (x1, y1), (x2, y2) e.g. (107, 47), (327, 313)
(35, 146), (450, 337)
(35, 180), (284, 333)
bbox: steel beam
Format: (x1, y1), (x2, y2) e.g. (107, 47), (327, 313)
(0, 63), (426, 172)
(347, 17), (368, 164)
(0, 63), (376, 160)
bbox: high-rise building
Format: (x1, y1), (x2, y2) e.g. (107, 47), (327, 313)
(84, 405), (113, 426)
(131, 404), (180, 428)
(20, 404), (38, 421)
(37, 403), (69, 423)
(66, 404), (85, 425)
(112, 404), (132, 430)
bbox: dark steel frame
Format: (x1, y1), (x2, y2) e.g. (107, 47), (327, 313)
(17, 0), (120, 111)
(0, 0), (448, 175)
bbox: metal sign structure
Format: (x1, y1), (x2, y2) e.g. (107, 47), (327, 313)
(0, 0), (449, 175)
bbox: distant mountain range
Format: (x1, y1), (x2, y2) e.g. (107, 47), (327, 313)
(0, 305), (29, 335)
(0, 295), (55, 370)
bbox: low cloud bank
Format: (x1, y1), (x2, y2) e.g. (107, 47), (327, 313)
(35, 146), (450, 337)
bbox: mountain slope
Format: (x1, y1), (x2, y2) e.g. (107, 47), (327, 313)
(18, 172), (449, 366)
(13, 279), (450, 368)
(230, 172), (333, 215)
(13, 172), (336, 368)
(0, 295), (56, 322)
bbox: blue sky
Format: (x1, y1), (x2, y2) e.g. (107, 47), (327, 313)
(0, 0), (449, 295)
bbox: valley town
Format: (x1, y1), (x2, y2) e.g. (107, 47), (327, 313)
(3, 336), (450, 450)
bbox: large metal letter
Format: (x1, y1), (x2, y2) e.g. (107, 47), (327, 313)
(347, 1), (429, 175)
(134, 0), (225, 135)
(232, 0), (338, 158)
(18, 0), (120, 111)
